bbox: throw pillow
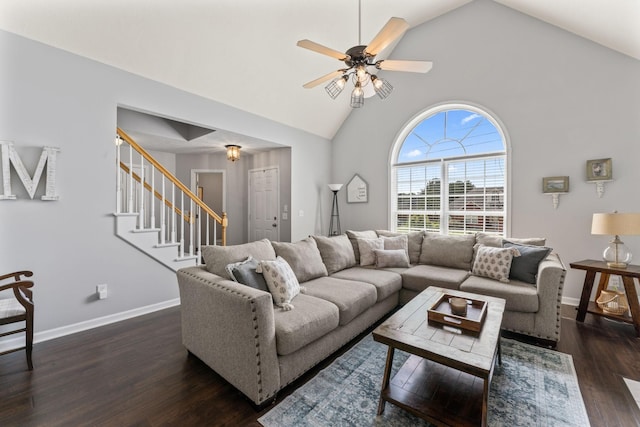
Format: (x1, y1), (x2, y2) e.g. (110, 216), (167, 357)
(381, 235), (410, 260)
(271, 237), (328, 282)
(419, 232), (476, 271)
(376, 230), (424, 264)
(225, 256), (269, 292)
(503, 241), (553, 284)
(346, 230), (378, 264)
(313, 235), (356, 275)
(202, 239), (276, 279)
(357, 237), (384, 266)
(472, 246), (519, 283)
(257, 256), (301, 311)
(374, 249), (410, 268)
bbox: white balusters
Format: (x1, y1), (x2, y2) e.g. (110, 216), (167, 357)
(189, 199), (194, 257)
(171, 183), (176, 244)
(128, 144), (134, 213)
(150, 165), (155, 229)
(180, 193), (185, 258)
(116, 139), (121, 214)
(138, 156), (144, 229)
(160, 176), (166, 245)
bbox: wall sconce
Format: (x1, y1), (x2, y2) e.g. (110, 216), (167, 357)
(225, 145), (241, 162)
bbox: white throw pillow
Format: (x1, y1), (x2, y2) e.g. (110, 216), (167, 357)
(472, 245), (520, 283)
(258, 256), (301, 311)
(357, 237), (384, 266)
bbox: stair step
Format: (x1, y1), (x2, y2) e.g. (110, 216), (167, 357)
(155, 242), (180, 248)
(132, 228), (161, 234)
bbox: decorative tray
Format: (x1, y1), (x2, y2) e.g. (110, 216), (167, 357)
(427, 293), (487, 336)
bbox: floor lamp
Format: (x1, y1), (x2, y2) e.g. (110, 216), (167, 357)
(328, 184), (343, 236)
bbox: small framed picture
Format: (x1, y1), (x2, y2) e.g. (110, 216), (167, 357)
(586, 158), (612, 181)
(347, 174), (368, 203)
(542, 176), (569, 193)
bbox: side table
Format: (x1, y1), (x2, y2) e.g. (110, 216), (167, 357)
(570, 259), (640, 337)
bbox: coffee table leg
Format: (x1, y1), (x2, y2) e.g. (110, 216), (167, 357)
(498, 337), (502, 366)
(482, 378), (489, 427)
(377, 346), (395, 415)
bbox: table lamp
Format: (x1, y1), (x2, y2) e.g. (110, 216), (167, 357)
(591, 212), (640, 268)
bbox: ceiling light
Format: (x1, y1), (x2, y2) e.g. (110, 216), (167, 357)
(325, 75), (349, 99)
(350, 82), (364, 108)
(225, 145), (241, 162)
(371, 75), (393, 99)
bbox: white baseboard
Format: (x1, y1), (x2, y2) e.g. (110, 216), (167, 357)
(562, 296), (580, 306)
(0, 298), (180, 354)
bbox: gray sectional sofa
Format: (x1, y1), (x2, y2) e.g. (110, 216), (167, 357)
(176, 230), (566, 406)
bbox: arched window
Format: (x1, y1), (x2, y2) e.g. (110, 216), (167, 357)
(390, 104), (508, 235)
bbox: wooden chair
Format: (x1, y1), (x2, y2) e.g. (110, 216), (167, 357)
(0, 271), (34, 370)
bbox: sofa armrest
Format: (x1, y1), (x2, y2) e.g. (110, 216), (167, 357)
(177, 266), (280, 405)
(534, 253), (567, 340)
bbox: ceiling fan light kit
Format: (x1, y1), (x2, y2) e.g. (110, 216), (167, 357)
(297, 9), (432, 108)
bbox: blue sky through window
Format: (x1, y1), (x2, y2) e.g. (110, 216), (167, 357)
(398, 109), (504, 163)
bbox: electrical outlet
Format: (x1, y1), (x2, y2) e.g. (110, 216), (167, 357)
(97, 284), (108, 300)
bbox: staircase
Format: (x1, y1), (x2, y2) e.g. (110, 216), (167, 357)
(114, 128), (227, 272)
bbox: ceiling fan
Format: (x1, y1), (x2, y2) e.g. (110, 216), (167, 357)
(297, 11), (433, 108)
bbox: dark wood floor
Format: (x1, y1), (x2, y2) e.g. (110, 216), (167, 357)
(0, 305), (639, 427)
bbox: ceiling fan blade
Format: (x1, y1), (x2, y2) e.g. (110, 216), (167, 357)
(302, 70), (344, 89)
(297, 39), (348, 61)
(364, 17), (410, 57)
(377, 60), (433, 73)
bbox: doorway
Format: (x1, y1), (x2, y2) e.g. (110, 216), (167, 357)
(248, 167), (279, 242)
(191, 169), (225, 245)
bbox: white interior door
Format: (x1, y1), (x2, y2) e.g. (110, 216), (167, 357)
(249, 167), (279, 242)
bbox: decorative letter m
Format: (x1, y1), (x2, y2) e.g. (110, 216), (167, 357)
(1, 142), (60, 200)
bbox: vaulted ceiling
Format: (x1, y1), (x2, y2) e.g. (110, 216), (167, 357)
(0, 0), (638, 140)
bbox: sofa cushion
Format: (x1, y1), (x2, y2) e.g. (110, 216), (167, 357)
(376, 230), (424, 264)
(258, 256), (301, 311)
(346, 230), (378, 264)
(357, 237), (384, 266)
(460, 275), (539, 312)
(374, 249), (410, 268)
(273, 293), (340, 356)
(302, 277), (377, 325)
(202, 239), (276, 279)
(472, 246), (518, 283)
(272, 237), (328, 282)
(313, 235), (356, 274)
(381, 235), (409, 259)
(225, 256), (269, 291)
(331, 267), (402, 302)
(419, 233), (476, 270)
(401, 265), (470, 292)
(476, 232), (546, 247)
(503, 242), (552, 284)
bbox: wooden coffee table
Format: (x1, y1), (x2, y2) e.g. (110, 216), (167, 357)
(373, 287), (506, 427)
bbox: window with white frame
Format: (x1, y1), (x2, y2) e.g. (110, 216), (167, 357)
(391, 105), (507, 235)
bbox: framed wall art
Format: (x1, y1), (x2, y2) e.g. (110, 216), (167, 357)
(347, 174), (368, 203)
(586, 158), (612, 181)
(542, 176), (569, 193)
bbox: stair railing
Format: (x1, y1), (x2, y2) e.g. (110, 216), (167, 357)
(115, 128), (227, 262)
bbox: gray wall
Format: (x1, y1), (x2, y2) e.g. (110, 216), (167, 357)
(0, 29), (330, 337)
(332, 0), (640, 302)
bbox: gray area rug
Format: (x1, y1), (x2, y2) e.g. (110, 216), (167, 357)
(259, 334), (590, 427)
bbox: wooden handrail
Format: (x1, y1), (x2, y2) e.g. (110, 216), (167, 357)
(117, 128), (223, 223)
(117, 128), (227, 246)
(119, 162), (191, 223)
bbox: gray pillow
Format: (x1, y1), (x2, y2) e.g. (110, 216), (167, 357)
(202, 239), (276, 279)
(357, 237), (384, 266)
(419, 232), (476, 271)
(376, 230), (424, 264)
(374, 249), (410, 268)
(313, 235), (356, 274)
(503, 241), (552, 284)
(346, 230), (378, 263)
(381, 234), (409, 260)
(226, 257), (269, 291)
(271, 237), (328, 282)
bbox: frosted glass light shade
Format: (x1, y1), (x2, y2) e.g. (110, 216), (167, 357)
(328, 184), (343, 192)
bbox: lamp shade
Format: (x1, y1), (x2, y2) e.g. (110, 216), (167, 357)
(328, 184), (343, 192)
(591, 213), (640, 235)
